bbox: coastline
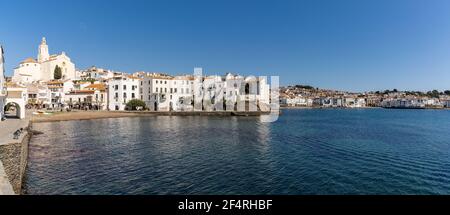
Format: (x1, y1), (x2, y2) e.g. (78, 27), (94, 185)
(31, 107), (450, 123)
(31, 110), (271, 123)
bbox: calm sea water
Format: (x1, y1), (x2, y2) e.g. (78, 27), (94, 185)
(24, 109), (450, 194)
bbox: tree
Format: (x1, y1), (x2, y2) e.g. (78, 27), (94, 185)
(54, 65), (62, 80)
(125, 99), (146, 111)
(427, 90), (440, 98)
(445, 90), (450, 96)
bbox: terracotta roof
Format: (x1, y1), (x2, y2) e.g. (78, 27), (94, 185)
(85, 83), (106, 91)
(21, 58), (37, 64)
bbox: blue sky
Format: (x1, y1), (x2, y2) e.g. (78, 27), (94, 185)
(1, 0), (450, 92)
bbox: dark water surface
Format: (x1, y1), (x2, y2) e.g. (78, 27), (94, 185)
(24, 109), (450, 194)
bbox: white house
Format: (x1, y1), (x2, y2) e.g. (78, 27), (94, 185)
(13, 37), (76, 84)
(139, 69), (271, 112)
(46, 79), (74, 109)
(79, 66), (114, 81)
(140, 73), (181, 111)
(65, 83), (107, 110)
(107, 75), (141, 110)
(27, 83), (51, 108)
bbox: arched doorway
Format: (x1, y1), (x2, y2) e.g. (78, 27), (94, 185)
(4, 102), (21, 119)
(154, 102), (158, 111)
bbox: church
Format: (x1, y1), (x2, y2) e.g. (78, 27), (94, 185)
(12, 37), (76, 83)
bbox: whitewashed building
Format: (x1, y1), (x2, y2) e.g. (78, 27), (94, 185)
(64, 83), (107, 110)
(79, 66), (114, 81)
(47, 79), (74, 108)
(27, 83), (51, 108)
(13, 37), (76, 84)
(107, 75), (141, 110)
(140, 69), (271, 112)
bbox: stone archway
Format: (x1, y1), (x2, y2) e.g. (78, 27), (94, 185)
(3, 101), (23, 119)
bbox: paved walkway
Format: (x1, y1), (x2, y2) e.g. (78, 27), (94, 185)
(0, 112), (30, 195)
(0, 117), (29, 146)
(0, 161), (14, 195)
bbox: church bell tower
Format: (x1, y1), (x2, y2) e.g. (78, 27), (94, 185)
(38, 37), (49, 63)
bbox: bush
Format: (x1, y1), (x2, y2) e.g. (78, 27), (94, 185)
(126, 99), (146, 111)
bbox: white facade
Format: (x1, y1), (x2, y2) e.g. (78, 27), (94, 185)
(47, 80), (74, 108)
(140, 70), (271, 112)
(13, 37), (76, 84)
(79, 66), (115, 81)
(381, 98), (426, 108)
(107, 76), (141, 110)
(27, 83), (51, 108)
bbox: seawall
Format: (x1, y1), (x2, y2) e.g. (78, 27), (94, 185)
(31, 110), (273, 123)
(0, 121), (31, 195)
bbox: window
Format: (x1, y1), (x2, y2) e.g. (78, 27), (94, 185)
(181, 88), (184, 94)
(165, 88), (167, 93)
(174, 88), (177, 93)
(148, 80), (151, 84)
(149, 95), (151, 100)
(156, 80), (158, 84)
(115, 92), (118, 98)
(123, 85), (127, 90)
(132, 93), (135, 99)
(115, 85), (118, 90)
(165, 81), (167, 84)
(156, 88), (158, 92)
(170, 88), (173, 93)
(123, 93), (127, 98)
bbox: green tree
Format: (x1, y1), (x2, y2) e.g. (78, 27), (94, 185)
(126, 99), (146, 111)
(54, 65), (62, 80)
(444, 90), (450, 96)
(427, 90), (440, 98)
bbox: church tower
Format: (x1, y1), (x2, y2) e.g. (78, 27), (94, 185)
(38, 37), (49, 63)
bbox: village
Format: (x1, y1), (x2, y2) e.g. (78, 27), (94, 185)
(280, 85), (450, 109)
(2, 38), (450, 122)
(1, 38), (272, 120)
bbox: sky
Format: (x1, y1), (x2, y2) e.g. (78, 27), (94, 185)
(1, 0), (450, 92)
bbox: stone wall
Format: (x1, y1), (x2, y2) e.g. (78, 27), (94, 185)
(0, 129), (30, 194)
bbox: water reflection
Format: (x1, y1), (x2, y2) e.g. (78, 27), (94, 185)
(25, 110), (450, 194)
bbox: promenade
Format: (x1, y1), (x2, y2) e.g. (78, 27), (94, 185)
(0, 118), (29, 146)
(0, 116), (30, 195)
